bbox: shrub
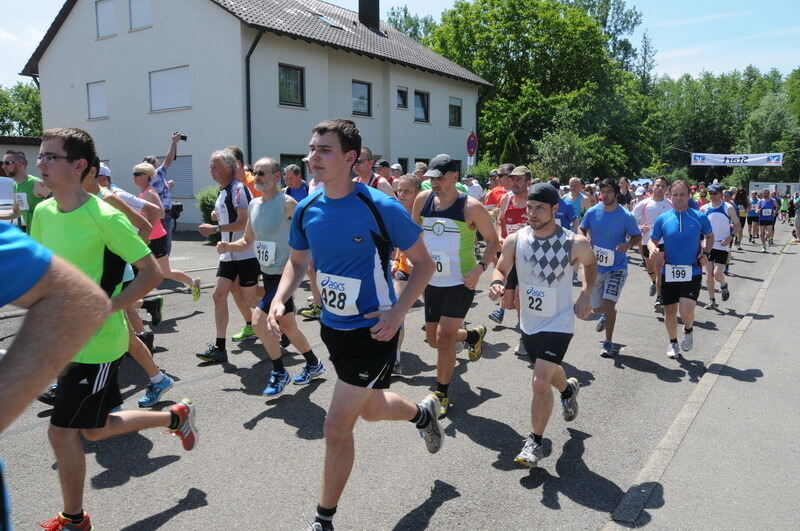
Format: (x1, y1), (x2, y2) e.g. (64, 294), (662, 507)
(195, 185), (220, 244)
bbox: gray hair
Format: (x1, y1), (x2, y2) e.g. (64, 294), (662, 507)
(284, 163), (301, 176)
(211, 149), (238, 176)
(254, 157), (280, 174)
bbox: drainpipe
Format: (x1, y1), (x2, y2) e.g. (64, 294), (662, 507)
(245, 29), (265, 166)
(31, 75), (40, 89)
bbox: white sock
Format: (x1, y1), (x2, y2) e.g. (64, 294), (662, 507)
(150, 372), (164, 384)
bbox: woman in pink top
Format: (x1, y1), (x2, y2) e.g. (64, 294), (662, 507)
(133, 163), (200, 299)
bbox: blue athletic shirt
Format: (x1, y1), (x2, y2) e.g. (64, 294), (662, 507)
(747, 198), (759, 217)
(289, 182), (422, 330)
(580, 203), (641, 273)
(0, 223), (52, 306)
(555, 199), (576, 228)
(650, 208), (713, 276)
(687, 197), (700, 210)
(758, 199), (778, 222)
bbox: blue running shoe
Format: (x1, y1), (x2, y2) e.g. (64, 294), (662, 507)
(138, 374), (174, 407)
(488, 308), (505, 324)
(293, 361), (326, 385)
(263, 370), (291, 396)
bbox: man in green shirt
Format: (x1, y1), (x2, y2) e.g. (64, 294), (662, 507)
(1, 149), (48, 232)
(31, 128), (198, 530)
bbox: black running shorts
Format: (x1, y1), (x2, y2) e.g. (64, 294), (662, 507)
(320, 324), (398, 389)
(51, 358), (123, 429)
(257, 273), (294, 313)
(424, 284), (475, 323)
(747, 216), (757, 226)
(758, 219), (773, 227)
(660, 274), (702, 306)
(521, 331), (573, 365)
(148, 235), (169, 259)
(709, 249), (728, 264)
(216, 258), (260, 287)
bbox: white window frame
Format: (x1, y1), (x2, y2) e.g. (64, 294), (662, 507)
(449, 96), (463, 128)
(352, 80), (371, 117)
(149, 66), (191, 112)
(87, 81), (108, 119)
(129, 0), (152, 31)
(95, 0), (116, 39)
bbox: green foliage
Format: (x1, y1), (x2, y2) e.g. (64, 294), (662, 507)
(195, 186), (220, 243)
(561, 0), (643, 70)
(0, 82), (42, 136)
(386, 6), (438, 44)
(468, 157), (499, 186)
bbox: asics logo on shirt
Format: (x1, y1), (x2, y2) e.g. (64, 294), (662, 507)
(320, 277), (347, 291)
(353, 236), (363, 243)
(526, 287), (546, 297)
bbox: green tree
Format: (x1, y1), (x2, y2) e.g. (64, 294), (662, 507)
(386, 6), (438, 43)
(634, 30), (656, 95)
(785, 68), (800, 122)
(562, 0), (643, 70)
(0, 82), (42, 136)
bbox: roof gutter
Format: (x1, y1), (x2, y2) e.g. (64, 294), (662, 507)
(245, 29), (265, 166)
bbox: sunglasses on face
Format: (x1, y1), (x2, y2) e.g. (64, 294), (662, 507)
(2, 160), (17, 165)
(133, 172), (145, 177)
(254, 170), (275, 177)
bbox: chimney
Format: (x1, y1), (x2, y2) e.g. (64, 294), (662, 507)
(359, 0), (380, 29)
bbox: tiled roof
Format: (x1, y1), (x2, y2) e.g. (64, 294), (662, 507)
(0, 135), (41, 146)
(22, 0), (490, 88)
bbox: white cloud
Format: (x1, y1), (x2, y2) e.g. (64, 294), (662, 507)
(656, 25), (800, 61)
(0, 28), (19, 42)
(653, 11), (751, 28)
(22, 24), (45, 46)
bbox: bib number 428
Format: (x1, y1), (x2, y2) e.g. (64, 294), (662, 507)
(321, 288), (347, 310)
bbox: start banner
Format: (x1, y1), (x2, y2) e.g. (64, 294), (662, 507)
(691, 152), (783, 166)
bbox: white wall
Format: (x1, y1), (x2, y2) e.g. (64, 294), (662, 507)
(0, 144), (41, 179)
(38, 0), (246, 224)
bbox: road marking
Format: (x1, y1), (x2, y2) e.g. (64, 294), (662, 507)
(606, 238), (788, 527)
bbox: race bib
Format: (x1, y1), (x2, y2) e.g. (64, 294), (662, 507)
(15, 193), (29, 211)
(520, 284), (556, 317)
(665, 264), (691, 282)
(254, 240), (276, 268)
(761, 208), (772, 217)
(431, 253), (451, 277)
(317, 272), (361, 316)
(594, 246), (615, 267)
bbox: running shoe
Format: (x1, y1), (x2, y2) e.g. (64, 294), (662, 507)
(723, 265), (730, 276)
(307, 522), (332, 531)
(392, 361), (403, 375)
(595, 314), (606, 332)
(600, 340), (614, 358)
(648, 282), (657, 297)
(514, 435), (544, 468)
(299, 303), (322, 319)
(561, 378), (580, 422)
(417, 393), (444, 453)
(195, 344), (228, 363)
(762, 245), (767, 253)
(262, 370), (291, 396)
(736, 245), (743, 251)
(138, 374), (175, 407)
(169, 398), (198, 451)
(488, 307), (505, 324)
(681, 330), (694, 352)
(706, 299), (718, 310)
(434, 390), (450, 417)
(38, 383), (58, 406)
(144, 296), (165, 327)
(721, 284), (730, 302)
(515, 338), (527, 357)
(190, 278), (202, 302)
(466, 325), (486, 361)
(293, 361), (326, 385)
(231, 324), (256, 341)
(666, 343), (680, 359)
(653, 297), (664, 314)
(39, 512), (93, 530)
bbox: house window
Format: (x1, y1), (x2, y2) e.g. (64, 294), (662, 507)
(149, 66), (190, 111)
(414, 91), (429, 123)
(398, 158), (408, 173)
(352, 81), (371, 116)
(168, 155), (193, 197)
(279, 65), (304, 107)
(397, 87), (408, 109)
(87, 81), (108, 119)
(95, 0), (116, 38)
(449, 97), (462, 127)
(129, 0), (151, 30)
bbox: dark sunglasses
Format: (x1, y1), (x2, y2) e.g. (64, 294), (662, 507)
(1, 160), (17, 165)
(254, 170), (272, 177)
(133, 172), (145, 177)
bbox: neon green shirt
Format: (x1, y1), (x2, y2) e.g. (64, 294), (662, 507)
(30, 195), (151, 364)
(422, 180), (469, 194)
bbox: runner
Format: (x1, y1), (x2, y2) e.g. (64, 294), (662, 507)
(266, 119), (442, 531)
(700, 184), (739, 309)
(648, 180), (714, 359)
(31, 128), (197, 529)
(216, 157), (324, 395)
(733, 187), (749, 250)
(579, 178), (641, 357)
(352, 146), (395, 197)
(488, 182), (596, 468)
(756, 189), (779, 252)
(632, 177), (673, 313)
(196, 149), (260, 363)
(721, 188), (739, 274)
(746, 190), (759, 243)
(413, 154), (499, 416)
(562, 177), (592, 285)
(0, 150), (47, 233)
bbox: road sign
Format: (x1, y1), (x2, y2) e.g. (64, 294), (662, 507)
(467, 131), (478, 156)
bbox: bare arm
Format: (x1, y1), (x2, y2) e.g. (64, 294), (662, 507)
(0, 202), (20, 220)
(218, 215), (255, 255)
(496, 194), (508, 241)
(488, 233), (518, 301)
(0, 256), (110, 432)
(101, 191), (152, 242)
(411, 190), (433, 224)
(267, 248), (312, 335)
(377, 177), (396, 198)
(145, 188), (165, 219)
(219, 207), (248, 233)
(110, 252), (162, 312)
(162, 132), (181, 169)
(572, 234), (596, 319)
(464, 197), (500, 289)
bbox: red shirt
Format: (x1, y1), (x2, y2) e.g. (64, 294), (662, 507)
(484, 186), (507, 207)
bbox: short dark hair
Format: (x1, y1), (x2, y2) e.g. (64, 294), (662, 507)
(4, 149), (26, 164)
(41, 127), (96, 179)
(654, 176), (670, 187)
(225, 146), (244, 165)
(143, 155), (158, 165)
(671, 180), (691, 194)
(311, 119), (361, 160)
(600, 178), (619, 194)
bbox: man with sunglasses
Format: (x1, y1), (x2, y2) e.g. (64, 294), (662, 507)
(352, 146), (395, 197)
(1, 150), (48, 233)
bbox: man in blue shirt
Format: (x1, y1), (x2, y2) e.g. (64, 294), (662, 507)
(266, 119), (441, 531)
(549, 180), (576, 228)
(143, 132), (181, 253)
(282, 163), (309, 202)
(649, 180), (713, 359)
(580, 178), (641, 357)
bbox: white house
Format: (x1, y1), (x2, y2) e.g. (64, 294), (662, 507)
(22, 0), (490, 226)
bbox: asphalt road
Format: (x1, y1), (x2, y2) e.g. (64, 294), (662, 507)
(1, 224), (794, 530)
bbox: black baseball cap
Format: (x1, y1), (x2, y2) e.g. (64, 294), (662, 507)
(528, 182), (560, 205)
(424, 154), (460, 178)
(373, 159), (390, 168)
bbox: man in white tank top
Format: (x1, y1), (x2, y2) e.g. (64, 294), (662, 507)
(489, 183), (596, 469)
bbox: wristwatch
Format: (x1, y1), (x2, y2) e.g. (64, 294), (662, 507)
(214, 225), (221, 233)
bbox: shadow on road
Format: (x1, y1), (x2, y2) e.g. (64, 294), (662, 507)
(392, 480), (460, 530)
(120, 488), (208, 530)
(612, 353), (686, 383)
(707, 363), (764, 382)
(86, 432), (180, 489)
(242, 379), (326, 439)
(153, 310), (204, 334)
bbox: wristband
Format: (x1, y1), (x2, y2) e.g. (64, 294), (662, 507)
(479, 261), (487, 271)
(214, 225), (221, 233)
(490, 279), (504, 287)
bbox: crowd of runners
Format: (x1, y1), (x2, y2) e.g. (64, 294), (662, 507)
(1, 120), (798, 530)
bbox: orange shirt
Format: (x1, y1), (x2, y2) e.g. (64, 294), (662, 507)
(241, 171), (260, 198)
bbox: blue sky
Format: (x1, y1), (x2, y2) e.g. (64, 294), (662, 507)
(1, 0), (797, 88)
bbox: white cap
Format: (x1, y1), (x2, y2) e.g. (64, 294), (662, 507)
(98, 162), (111, 177)
(635, 186), (645, 196)
(390, 163), (402, 170)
